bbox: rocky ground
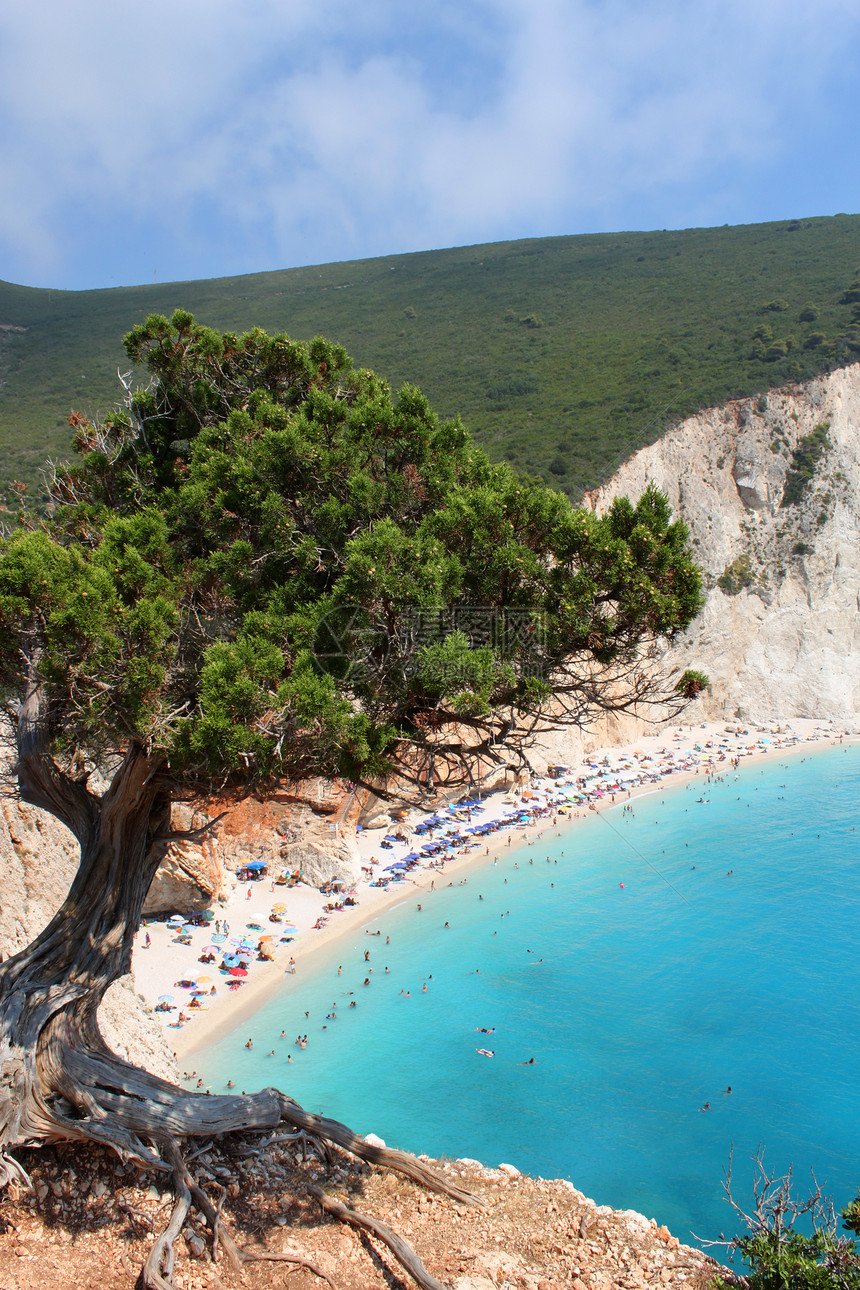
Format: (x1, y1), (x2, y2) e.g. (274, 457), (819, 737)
(0, 1134), (725, 1290)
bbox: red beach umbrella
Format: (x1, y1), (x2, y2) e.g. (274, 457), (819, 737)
(229, 965), (248, 977)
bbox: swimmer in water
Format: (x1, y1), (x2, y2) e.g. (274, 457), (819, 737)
(476, 1048), (495, 1057)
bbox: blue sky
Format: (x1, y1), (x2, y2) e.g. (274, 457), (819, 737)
(2, 0), (859, 291)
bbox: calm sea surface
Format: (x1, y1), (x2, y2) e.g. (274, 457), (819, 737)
(193, 743), (860, 1250)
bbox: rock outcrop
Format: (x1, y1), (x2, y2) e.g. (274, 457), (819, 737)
(586, 362), (860, 722)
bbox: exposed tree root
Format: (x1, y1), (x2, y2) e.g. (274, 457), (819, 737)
(311, 1185), (450, 1290)
(241, 1249), (339, 1288)
(143, 1156), (191, 1290)
(86, 1088), (481, 1290)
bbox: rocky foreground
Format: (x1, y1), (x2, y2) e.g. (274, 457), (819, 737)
(0, 1133), (722, 1290)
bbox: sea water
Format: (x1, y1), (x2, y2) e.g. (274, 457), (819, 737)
(192, 744), (860, 1251)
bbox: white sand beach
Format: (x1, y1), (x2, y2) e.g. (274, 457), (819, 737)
(129, 716), (856, 1064)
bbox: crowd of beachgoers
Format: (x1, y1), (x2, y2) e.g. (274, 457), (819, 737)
(130, 716), (855, 1059)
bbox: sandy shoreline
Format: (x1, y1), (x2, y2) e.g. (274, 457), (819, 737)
(128, 717), (857, 1065)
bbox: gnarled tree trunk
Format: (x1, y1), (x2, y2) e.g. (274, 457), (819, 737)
(0, 703), (480, 1288)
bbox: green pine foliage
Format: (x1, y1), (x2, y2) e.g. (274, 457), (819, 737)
(1, 215), (859, 506)
(0, 313), (703, 793)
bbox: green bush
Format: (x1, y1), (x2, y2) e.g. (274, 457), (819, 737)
(781, 424), (831, 507)
(712, 1153), (860, 1290)
(718, 553), (755, 594)
(803, 332), (825, 349)
(799, 302), (819, 322)
(762, 298), (790, 312)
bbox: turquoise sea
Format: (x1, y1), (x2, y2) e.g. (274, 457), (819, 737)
(192, 743), (860, 1251)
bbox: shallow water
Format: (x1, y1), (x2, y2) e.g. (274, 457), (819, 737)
(193, 743), (860, 1250)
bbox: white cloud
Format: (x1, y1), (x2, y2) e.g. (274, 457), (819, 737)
(1, 0), (858, 286)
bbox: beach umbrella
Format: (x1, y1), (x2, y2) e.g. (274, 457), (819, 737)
(229, 965), (248, 977)
(221, 955), (240, 967)
(272, 903), (287, 912)
(201, 944), (220, 954)
(245, 859), (266, 871)
(158, 994), (175, 1002)
(211, 933), (227, 944)
(195, 975), (214, 984)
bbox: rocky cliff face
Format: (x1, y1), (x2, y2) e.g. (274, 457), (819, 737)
(586, 362), (860, 721)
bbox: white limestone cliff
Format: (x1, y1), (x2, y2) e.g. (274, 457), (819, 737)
(585, 362), (860, 722)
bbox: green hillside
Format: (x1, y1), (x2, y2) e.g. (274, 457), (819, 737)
(1, 215), (858, 506)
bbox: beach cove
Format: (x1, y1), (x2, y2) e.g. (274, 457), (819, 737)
(127, 719), (860, 1249)
(183, 736), (860, 1253)
(130, 717), (855, 1062)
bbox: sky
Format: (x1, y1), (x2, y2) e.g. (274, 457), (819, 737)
(2, 0), (859, 292)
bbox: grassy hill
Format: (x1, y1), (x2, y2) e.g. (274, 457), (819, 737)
(1, 214), (858, 506)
